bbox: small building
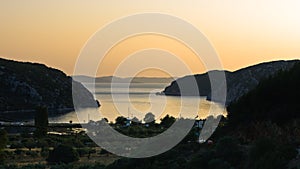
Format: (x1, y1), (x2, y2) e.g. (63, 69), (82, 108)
(195, 120), (204, 129)
(125, 118), (131, 127)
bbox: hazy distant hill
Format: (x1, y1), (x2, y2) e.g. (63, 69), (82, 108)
(74, 75), (175, 84)
(163, 60), (299, 104)
(0, 58), (99, 113)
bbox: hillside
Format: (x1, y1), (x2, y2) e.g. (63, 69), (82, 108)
(163, 60), (299, 104)
(227, 62), (300, 126)
(0, 58), (99, 114)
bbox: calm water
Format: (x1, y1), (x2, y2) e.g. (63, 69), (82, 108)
(49, 83), (226, 123)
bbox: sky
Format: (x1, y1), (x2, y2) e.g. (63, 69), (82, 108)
(1, 0), (300, 77)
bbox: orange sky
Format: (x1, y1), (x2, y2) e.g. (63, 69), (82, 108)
(1, 0), (300, 77)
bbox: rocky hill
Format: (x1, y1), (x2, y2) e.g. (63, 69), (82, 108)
(0, 58), (99, 114)
(227, 61), (300, 126)
(163, 60), (299, 104)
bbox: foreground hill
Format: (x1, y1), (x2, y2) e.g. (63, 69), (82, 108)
(227, 62), (300, 126)
(0, 58), (99, 114)
(163, 60), (299, 104)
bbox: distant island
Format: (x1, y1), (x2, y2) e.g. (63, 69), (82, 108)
(0, 58), (99, 117)
(73, 75), (175, 84)
(162, 60), (299, 104)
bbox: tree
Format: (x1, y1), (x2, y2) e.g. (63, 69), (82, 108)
(144, 112), (155, 125)
(160, 115), (176, 128)
(47, 144), (79, 164)
(34, 106), (49, 137)
(0, 129), (8, 150)
(115, 116), (127, 125)
(227, 63), (300, 126)
(24, 138), (36, 151)
(248, 138), (297, 169)
(131, 117), (141, 126)
(102, 118), (109, 123)
(215, 136), (243, 166)
(0, 129), (7, 165)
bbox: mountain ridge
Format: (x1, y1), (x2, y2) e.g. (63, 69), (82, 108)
(0, 58), (99, 114)
(163, 59), (300, 104)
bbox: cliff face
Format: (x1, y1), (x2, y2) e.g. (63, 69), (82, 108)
(0, 58), (98, 113)
(163, 60), (299, 104)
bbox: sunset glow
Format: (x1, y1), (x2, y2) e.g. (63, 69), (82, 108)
(1, 0), (300, 76)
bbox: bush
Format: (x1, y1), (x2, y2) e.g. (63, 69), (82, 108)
(186, 151), (216, 169)
(34, 106), (49, 137)
(99, 149), (109, 155)
(23, 139), (36, 151)
(10, 142), (24, 149)
(207, 158), (233, 169)
(37, 139), (48, 148)
(78, 164), (105, 169)
(0, 151), (6, 165)
(249, 138), (297, 169)
(0, 130), (8, 150)
(77, 148), (90, 157)
(25, 151), (38, 157)
(14, 149), (25, 155)
(160, 115), (176, 128)
(89, 148), (96, 154)
(47, 145), (79, 164)
(215, 136), (243, 166)
(20, 164), (46, 169)
(40, 147), (49, 158)
(0, 165), (18, 169)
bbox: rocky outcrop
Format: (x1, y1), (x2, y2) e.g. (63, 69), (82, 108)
(163, 60), (299, 105)
(0, 58), (99, 114)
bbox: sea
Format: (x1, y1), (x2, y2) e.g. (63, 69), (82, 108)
(49, 82), (227, 123)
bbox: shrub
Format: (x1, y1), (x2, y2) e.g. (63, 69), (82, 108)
(23, 139), (36, 151)
(207, 158), (233, 169)
(215, 136), (243, 166)
(40, 147), (49, 158)
(47, 144), (79, 164)
(25, 151), (38, 157)
(99, 149), (109, 155)
(0, 130), (8, 150)
(14, 149), (25, 155)
(10, 142), (24, 149)
(20, 164), (46, 169)
(0, 151), (6, 165)
(77, 148), (90, 157)
(248, 138), (297, 169)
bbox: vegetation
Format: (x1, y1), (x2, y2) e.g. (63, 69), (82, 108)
(47, 144), (79, 164)
(0, 130), (8, 150)
(34, 106), (49, 137)
(0, 129), (8, 164)
(248, 138), (297, 169)
(160, 115), (176, 128)
(114, 116), (127, 125)
(0, 114), (299, 169)
(0, 57), (97, 113)
(143, 112), (155, 124)
(227, 62), (300, 126)
(1, 61), (300, 168)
